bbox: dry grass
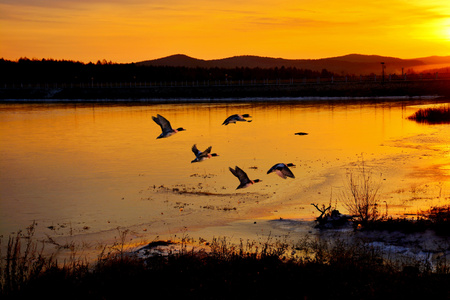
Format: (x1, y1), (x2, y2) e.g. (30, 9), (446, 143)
(363, 205), (450, 236)
(407, 105), (450, 124)
(1, 223), (450, 299)
(0, 222), (56, 295)
(340, 159), (382, 224)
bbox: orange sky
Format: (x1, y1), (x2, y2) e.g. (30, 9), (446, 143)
(1, 0), (450, 63)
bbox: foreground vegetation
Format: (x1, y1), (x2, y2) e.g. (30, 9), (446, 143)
(1, 216), (450, 300)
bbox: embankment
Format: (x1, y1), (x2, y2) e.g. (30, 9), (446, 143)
(1, 80), (450, 102)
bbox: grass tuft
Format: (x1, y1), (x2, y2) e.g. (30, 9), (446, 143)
(407, 105), (450, 124)
(362, 205), (450, 236)
(340, 158), (382, 225)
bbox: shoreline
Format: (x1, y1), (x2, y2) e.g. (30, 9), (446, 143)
(41, 151), (449, 261)
(0, 95), (444, 104)
(2, 80), (450, 102)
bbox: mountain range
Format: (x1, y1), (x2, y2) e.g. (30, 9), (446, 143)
(137, 54), (450, 75)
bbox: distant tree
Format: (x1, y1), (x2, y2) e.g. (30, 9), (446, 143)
(0, 58), (339, 84)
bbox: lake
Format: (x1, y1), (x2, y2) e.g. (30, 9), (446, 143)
(1, 98), (449, 249)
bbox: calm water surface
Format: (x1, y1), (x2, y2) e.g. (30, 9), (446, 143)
(1, 99), (449, 243)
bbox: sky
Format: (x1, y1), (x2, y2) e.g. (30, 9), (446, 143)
(1, 0), (450, 63)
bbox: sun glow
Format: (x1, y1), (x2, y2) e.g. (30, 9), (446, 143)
(1, 0), (450, 62)
(444, 21), (450, 41)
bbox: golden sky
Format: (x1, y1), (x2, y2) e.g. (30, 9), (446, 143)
(1, 0), (450, 63)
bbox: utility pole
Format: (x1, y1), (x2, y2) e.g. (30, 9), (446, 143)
(381, 62), (385, 82)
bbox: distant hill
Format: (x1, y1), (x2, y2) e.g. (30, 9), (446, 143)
(137, 54), (450, 75)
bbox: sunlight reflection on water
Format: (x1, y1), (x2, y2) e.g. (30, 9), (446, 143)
(0, 100), (449, 242)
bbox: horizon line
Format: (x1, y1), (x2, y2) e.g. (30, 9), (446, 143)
(3, 52), (450, 64)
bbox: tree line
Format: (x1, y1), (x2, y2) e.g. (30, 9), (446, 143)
(0, 58), (336, 84)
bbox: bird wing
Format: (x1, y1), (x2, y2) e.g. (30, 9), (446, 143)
(229, 166), (251, 183)
(267, 163), (295, 178)
(229, 166), (238, 177)
(222, 116), (232, 125)
(222, 114), (237, 125)
(267, 164), (279, 174)
(152, 114), (173, 133)
(280, 165), (295, 178)
(192, 144), (200, 156)
(202, 146), (212, 155)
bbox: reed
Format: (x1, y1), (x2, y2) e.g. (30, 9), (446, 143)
(408, 105), (450, 124)
(360, 204), (450, 236)
(0, 222), (56, 295)
(2, 222), (450, 299)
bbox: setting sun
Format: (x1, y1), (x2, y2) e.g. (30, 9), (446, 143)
(443, 20), (450, 41)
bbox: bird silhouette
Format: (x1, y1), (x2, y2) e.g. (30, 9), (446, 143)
(222, 114), (252, 125)
(267, 163), (296, 179)
(152, 114), (186, 139)
(191, 144), (218, 163)
(229, 166), (261, 189)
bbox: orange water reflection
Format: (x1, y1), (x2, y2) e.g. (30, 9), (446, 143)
(0, 100), (449, 241)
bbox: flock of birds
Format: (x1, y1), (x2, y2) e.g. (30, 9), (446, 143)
(152, 113), (303, 190)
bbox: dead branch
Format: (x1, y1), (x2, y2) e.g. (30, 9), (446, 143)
(311, 203), (331, 219)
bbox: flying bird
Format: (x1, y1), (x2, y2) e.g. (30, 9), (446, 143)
(222, 114), (252, 125)
(229, 166), (261, 189)
(267, 163), (296, 179)
(191, 144), (218, 163)
(152, 114), (186, 139)
(295, 132), (308, 136)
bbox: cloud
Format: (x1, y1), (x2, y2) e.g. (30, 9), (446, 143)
(2, 0), (450, 62)
(246, 16), (355, 28)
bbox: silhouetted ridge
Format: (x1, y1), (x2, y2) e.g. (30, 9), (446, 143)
(3, 54), (450, 87)
(137, 53), (448, 74)
(145, 54), (209, 68)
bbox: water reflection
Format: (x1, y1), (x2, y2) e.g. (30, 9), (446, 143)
(0, 100), (449, 242)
